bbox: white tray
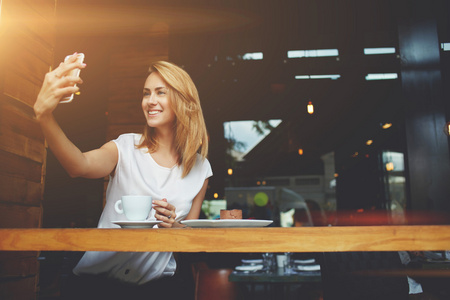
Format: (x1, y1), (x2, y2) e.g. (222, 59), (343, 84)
(181, 219), (273, 228)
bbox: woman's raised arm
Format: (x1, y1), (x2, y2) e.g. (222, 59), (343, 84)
(34, 54), (118, 179)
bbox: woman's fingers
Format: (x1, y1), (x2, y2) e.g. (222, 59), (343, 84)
(154, 206), (176, 220)
(152, 199), (171, 210)
(155, 211), (176, 228)
(53, 53), (86, 79)
(57, 85), (81, 99)
(44, 55), (84, 92)
(41, 74), (82, 100)
(34, 54), (86, 119)
(153, 199), (176, 227)
(60, 74), (84, 87)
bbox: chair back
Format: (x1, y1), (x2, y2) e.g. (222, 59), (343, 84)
(191, 262), (240, 300)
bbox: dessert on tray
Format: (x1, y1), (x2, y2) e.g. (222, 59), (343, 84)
(220, 209), (242, 219)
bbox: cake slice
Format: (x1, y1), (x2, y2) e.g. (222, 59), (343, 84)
(220, 209), (242, 219)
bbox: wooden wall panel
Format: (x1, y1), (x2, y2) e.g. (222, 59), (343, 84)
(1, 36), (52, 105)
(3, 47), (51, 86)
(107, 77), (147, 102)
(0, 0), (57, 299)
(1, 0), (56, 47)
(2, 72), (43, 106)
(0, 276), (39, 300)
(107, 101), (145, 125)
(106, 124), (146, 142)
(0, 97), (45, 163)
(0, 175), (42, 206)
(0, 252), (39, 278)
(0, 149), (43, 183)
(109, 49), (169, 79)
(106, 41), (169, 136)
(0, 203), (42, 228)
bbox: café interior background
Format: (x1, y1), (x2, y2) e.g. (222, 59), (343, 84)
(29, 0), (449, 228)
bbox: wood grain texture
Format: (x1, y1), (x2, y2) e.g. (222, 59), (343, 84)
(0, 174), (42, 205)
(106, 124), (144, 141)
(107, 101), (145, 125)
(0, 98), (45, 163)
(109, 46), (169, 80)
(0, 204), (42, 228)
(0, 1), (56, 298)
(2, 71), (43, 106)
(0, 149), (42, 183)
(0, 226), (449, 252)
(0, 254), (39, 278)
(107, 77), (145, 103)
(3, 44), (51, 86)
(1, 0), (56, 47)
(0, 276), (39, 300)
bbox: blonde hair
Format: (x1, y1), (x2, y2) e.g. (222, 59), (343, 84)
(137, 61), (208, 178)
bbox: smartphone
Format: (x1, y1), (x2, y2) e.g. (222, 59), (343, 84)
(60, 53), (85, 103)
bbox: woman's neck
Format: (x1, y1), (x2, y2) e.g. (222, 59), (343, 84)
(154, 126), (175, 150)
(151, 127), (178, 167)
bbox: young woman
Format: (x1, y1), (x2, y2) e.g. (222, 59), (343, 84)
(34, 54), (212, 298)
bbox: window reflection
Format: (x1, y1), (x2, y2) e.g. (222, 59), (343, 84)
(382, 151), (407, 223)
(221, 120), (337, 227)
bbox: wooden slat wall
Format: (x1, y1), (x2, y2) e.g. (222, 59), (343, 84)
(104, 30), (169, 205)
(106, 40), (170, 141)
(0, 0), (56, 299)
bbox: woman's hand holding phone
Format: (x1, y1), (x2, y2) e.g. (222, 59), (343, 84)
(61, 53), (85, 103)
(34, 53), (86, 120)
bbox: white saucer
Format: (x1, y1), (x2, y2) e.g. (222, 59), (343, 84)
(112, 221), (162, 228)
(296, 264), (321, 271)
(294, 258), (316, 264)
(235, 265), (264, 271)
(242, 259), (264, 264)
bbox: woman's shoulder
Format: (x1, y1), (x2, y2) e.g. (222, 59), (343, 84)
(193, 153), (212, 174)
(112, 133), (144, 151)
(113, 133), (143, 143)
(195, 153), (210, 164)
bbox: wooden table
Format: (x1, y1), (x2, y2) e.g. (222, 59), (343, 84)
(1, 225), (449, 252)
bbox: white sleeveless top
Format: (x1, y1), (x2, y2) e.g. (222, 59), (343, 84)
(73, 133), (213, 285)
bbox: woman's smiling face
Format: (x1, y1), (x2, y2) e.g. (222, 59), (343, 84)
(141, 72), (176, 130)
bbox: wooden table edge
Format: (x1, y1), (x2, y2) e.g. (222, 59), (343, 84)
(0, 225), (449, 252)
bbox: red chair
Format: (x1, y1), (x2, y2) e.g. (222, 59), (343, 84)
(191, 262), (241, 300)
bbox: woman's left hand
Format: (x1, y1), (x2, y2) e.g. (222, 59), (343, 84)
(153, 198), (177, 228)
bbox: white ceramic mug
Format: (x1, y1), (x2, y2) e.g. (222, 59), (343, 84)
(114, 195), (152, 221)
(276, 254), (287, 268)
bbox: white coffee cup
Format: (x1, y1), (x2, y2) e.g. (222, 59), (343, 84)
(276, 254), (287, 268)
(114, 195), (152, 221)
